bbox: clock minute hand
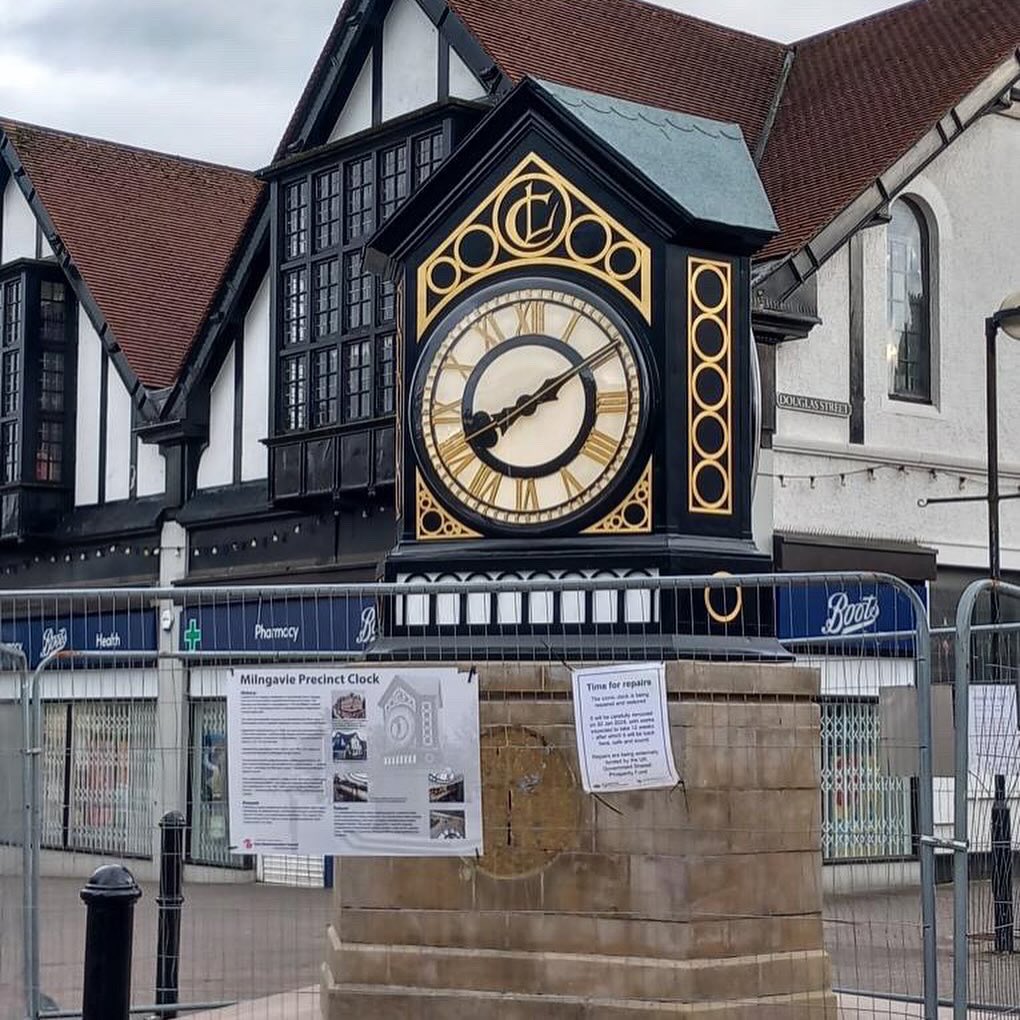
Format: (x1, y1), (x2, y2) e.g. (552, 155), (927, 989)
(465, 339), (621, 446)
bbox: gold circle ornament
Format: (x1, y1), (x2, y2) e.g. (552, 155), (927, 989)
(704, 571), (744, 624)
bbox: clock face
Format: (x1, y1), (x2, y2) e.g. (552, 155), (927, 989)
(413, 282), (648, 532)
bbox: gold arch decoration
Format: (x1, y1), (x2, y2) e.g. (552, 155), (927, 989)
(687, 257), (733, 516)
(415, 471), (479, 541)
(583, 459), (652, 535)
(417, 152), (651, 338)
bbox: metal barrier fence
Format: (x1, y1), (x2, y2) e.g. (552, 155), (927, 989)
(954, 580), (1020, 1018)
(0, 572), (938, 1019)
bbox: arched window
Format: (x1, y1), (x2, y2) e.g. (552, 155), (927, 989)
(887, 199), (932, 402)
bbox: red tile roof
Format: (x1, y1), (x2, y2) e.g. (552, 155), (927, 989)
(445, 0), (1020, 260)
(759, 0), (1020, 259)
(1, 119), (263, 389)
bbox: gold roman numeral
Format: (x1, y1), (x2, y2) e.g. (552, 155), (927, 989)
(444, 357), (475, 380)
(438, 432), (474, 475)
(468, 463), (501, 504)
(474, 314), (506, 351)
(515, 477), (538, 512)
(581, 428), (618, 466)
(596, 390), (628, 415)
(432, 399), (462, 426)
(560, 310), (582, 344)
(560, 466), (583, 498)
(515, 300), (545, 335)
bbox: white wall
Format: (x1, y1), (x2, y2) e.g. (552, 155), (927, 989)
(382, 0), (438, 122)
(1, 178), (37, 265)
(449, 48), (485, 101)
(74, 318), (103, 506)
(197, 343), (236, 490)
(773, 113), (1020, 570)
(104, 368), (133, 501)
(136, 438), (165, 497)
(241, 274), (270, 482)
(329, 56), (373, 142)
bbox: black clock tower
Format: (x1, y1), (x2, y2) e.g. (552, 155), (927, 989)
(367, 77), (781, 657)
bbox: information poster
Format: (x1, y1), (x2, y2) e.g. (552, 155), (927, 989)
(226, 666), (482, 856)
(571, 662), (679, 793)
(969, 684), (1020, 776)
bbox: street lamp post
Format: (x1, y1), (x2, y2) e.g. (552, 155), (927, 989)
(920, 292), (1020, 594)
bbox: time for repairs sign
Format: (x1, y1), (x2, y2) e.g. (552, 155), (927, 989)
(571, 663), (679, 793)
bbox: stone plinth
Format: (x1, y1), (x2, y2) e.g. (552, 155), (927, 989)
(321, 661), (837, 1018)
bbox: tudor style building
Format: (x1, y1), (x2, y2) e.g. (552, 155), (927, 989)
(0, 0), (1019, 870)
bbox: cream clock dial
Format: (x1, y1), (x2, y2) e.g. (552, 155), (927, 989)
(413, 283), (648, 531)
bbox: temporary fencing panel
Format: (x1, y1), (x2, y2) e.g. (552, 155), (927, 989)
(953, 580), (1020, 1017)
(0, 574), (942, 1019)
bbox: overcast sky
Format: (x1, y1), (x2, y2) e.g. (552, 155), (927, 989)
(0, 0), (900, 169)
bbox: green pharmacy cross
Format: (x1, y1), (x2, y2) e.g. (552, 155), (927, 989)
(184, 619), (202, 652)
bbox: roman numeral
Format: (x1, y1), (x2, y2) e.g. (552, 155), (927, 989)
(432, 399), (462, 426)
(581, 428), (618, 466)
(515, 477), (539, 512)
(560, 466), (583, 498)
(444, 357), (474, 380)
(468, 463), (501, 504)
(560, 311), (582, 344)
(515, 300), (545, 335)
(474, 314), (506, 351)
(596, 390), (628, 415)
(438, 432), (474, 475)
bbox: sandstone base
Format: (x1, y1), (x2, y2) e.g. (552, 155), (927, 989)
(321, 661), (837, 1018)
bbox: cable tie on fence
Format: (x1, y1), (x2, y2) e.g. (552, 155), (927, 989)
(669, 777), (690, 814)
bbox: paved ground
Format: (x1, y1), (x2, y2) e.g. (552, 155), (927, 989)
(1, 874), (1019, 1017)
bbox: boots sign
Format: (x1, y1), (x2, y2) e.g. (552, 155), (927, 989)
(776, 581), (928, 653)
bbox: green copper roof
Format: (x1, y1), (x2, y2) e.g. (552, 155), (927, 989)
(533, 79), (778, 237)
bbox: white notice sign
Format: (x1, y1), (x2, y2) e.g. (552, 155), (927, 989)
(571, 662), (679, 793)
(226, 666), (482, 856)
(969, 684), (1020, 776)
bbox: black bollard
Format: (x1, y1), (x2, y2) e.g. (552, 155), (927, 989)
(156, 810), (186, 1018)
(80, 864), (142, 1020)
(991, 773), (1015, 953)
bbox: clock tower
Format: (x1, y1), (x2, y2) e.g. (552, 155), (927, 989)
(366, 78), (780, 656)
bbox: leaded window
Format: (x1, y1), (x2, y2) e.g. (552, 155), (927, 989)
(314, 170), (342, 252)
(283, 181), (308, 260)
(380, 144), (409, 221)
(312, 347), (339, 427)
(887, 199), (932, 403)
(3, 280), (22, 348)
(36, 420), (62, 483)
(2, 352), (18, 417)
(40, 351), (65, 413)
(344, 156), (374, 242)
(413, 131), (444, 187)
(276, 126), (446, 438)
(0, 269), (73, 496)
(280, 356), (307, 432)
(40, 281), (65, 344)
(344, 339), (373, 421)
(376, 333), (396, 416)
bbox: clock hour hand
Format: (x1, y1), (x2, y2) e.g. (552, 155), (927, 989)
(464, 339), (621, 447)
